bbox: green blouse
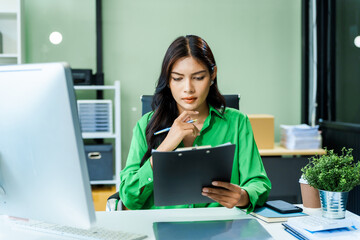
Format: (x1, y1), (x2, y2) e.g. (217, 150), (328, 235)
(119, 105), (271, 212)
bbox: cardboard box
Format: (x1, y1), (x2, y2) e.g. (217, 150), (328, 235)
(91, 185), (116, 211)
(248, 114), (274, 149)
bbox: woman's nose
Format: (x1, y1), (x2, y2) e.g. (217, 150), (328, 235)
(184, 78), (194, 93)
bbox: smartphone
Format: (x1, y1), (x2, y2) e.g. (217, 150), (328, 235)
(264, 200), (303, 214)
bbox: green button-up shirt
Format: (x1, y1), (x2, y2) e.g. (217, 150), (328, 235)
(120, 105), (271, 212)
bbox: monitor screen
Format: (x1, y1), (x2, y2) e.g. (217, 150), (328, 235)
(0, 62), (96, 229)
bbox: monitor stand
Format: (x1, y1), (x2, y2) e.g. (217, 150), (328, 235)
(0, 155), (5, 196)
(0, 185), (4, 196)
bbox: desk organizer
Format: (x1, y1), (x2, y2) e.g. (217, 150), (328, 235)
(77, 100), (113, 135)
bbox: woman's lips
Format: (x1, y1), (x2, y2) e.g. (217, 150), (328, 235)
(182, 97), (197, 104)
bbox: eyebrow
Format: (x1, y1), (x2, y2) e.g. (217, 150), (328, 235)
(171, 70), (207, 76)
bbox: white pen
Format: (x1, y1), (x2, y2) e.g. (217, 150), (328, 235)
(154, 119), (197, 135)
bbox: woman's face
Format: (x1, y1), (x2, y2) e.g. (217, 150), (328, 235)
(169, 56), (214, 114)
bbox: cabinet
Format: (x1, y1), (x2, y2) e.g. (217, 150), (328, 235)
(74, 81), (121, 193)
(0, 0), (24, 65)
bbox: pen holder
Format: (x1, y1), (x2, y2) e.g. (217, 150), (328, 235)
(299, 175), (321, 208)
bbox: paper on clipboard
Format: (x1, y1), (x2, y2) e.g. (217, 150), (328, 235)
(152, 143), (236, 206)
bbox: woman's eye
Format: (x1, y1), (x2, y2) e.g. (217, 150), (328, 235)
(194, 76), (205, 80)
(172, 77), (182, 81)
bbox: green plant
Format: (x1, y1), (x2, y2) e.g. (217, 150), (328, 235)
(302, 148), (360, 192)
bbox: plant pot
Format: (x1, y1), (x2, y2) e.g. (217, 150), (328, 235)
(319, 190), (349, 219)
(300, 183), (321, 208)
(299, 175), (321, 208)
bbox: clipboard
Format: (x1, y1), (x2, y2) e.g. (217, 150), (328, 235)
(152, 143), (236, 206)
(153, 219), (274, 240)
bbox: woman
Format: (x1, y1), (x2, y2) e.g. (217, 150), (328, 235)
(120, 35), (271, 212)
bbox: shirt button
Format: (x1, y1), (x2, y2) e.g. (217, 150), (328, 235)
(148, 178), (152, 181)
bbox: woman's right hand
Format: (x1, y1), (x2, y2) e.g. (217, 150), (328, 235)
(149, 111), (199, 168)
(156, 110), (199, 152)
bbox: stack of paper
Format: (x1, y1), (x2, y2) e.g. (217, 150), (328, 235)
(280, 124), (322, 150)
(282, 215), (360, 240)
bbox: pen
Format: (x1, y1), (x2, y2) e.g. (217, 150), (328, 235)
(154, 119), (197, 135)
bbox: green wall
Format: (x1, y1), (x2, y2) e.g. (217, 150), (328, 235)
(25, 0), (301, 167)
(24, 0), (96, 69)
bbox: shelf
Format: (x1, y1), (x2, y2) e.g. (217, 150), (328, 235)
(0, 54), (18, 58)
(74, 85), (116, 90)
(82, 133), (116, 139)
(0, 0), (23, 64)
(75, 81), (121, 196)
(0, 11), (17, 15)
(90, 179), (120, 185)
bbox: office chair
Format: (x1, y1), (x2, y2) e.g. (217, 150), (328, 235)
(106, 94), (241, 211)
(141, 94), (240, 115)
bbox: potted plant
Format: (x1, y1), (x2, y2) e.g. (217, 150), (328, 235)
(301, 147), (360, 219)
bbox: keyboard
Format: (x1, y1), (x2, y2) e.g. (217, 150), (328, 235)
(10, 218), (147, 240)
(287, 215), (354, 232)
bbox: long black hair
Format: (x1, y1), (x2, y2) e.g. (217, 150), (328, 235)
(140, 35), (226, 166)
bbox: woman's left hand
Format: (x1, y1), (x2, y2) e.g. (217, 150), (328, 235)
(202, 181), (250, 209)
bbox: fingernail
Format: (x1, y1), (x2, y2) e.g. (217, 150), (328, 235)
(203, 188), (209, 192)
(202, 192), (207, 196)
(212, 181), (218, 186)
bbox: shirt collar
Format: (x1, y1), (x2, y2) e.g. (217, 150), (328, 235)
(208, 104), (225, 119)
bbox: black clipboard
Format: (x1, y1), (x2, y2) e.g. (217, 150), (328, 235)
(152, 143), (236, 206)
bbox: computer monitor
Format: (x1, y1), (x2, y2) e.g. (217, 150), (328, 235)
(0, 62), (96, 229)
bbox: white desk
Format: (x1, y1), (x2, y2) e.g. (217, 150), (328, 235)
(1, 207), (360, 239)
(95, 207), (290, 239)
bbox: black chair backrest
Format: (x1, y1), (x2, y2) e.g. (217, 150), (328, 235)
(141, 94), (240, 116)
(224, 94), (240, 110)
(141, 95), (153, 116)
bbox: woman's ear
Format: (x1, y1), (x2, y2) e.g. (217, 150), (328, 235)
(211, 66), (217, 81)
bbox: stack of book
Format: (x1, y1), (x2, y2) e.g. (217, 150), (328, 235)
(282, 215), (359, 239)
(280, 124), (321, 150)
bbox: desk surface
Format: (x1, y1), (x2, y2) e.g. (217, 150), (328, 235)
(1, 207), (360, 240)
(259, 144), (326, 156)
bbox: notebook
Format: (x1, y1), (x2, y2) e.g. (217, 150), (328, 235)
(248, 207), (307, 223)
